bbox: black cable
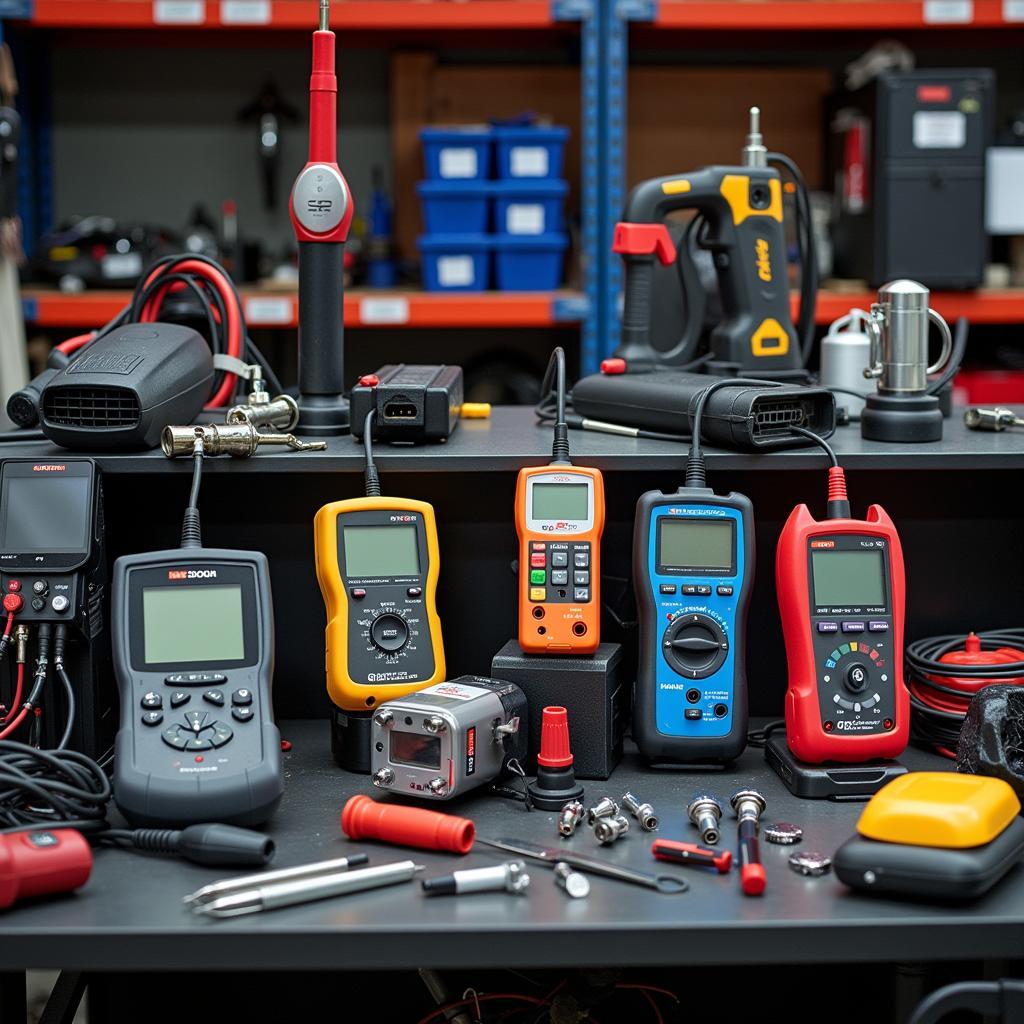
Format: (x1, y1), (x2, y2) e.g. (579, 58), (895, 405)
(747, 718), (786, 748)
(789, 425), (838, 466)
(926, 316), (968, 397)
(53, 625), (74, 751)
(363, 408), (381, 497)
(180, 445), (204, 549)
(684, 377), (780, 488)
(539, 347), (571, 465)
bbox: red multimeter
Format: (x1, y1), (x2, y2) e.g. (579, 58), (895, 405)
(776, 464), (909, 764)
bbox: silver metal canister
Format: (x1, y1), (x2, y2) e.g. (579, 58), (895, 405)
(820, 308), (874, 417)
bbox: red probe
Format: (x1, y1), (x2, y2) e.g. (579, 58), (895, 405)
(341, 795), (475, 854)
(0, 829), (92, 911)
(651, 839), (733, 874)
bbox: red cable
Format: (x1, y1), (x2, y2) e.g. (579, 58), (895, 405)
(640, 991), (664, 1024)
(416, 993), (544, 1024)
(0, 666), (28, 739)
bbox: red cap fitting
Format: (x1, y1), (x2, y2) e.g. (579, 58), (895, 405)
(600, 358), (627, 375)
(741, 862), (767, 896)
(827, 466), (848, 506)
(340, 795), (474, 854)
(2, 593), (22, 614)
(0, 829), (93, 911)
(536, 706), (574, 768)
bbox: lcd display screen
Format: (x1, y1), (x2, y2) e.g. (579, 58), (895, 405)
(0, 476), (90, 552)
(390, 731), (442, 770)
(811, 549), (887, 607)
(143, 584), (245, 664)
(658, 519), (735, 572)
(343, 525), (420, 578)
(531, 483), (589, 521)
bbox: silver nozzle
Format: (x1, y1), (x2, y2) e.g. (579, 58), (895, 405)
(730, 788), (767, 824)
(587, 797), (619, 825)
(687, 794), (723, 845)
(162, 422), (325, 458)
(593, 814), (630, 846)
(742, 105), (767, 168)
(964, 407), (1023, 432)
(621, 792), (659, 831)
(558, 800), (585, 838)
(319, 0), (330, 31)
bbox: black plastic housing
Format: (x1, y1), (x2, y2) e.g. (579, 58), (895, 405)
(39, 323), (213, 450)
(765, 734), (907, 800)
(571, 371), (835, 451)
(350, 363), (463, 443)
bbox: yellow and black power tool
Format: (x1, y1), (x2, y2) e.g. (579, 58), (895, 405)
(612, 107), (816, 378)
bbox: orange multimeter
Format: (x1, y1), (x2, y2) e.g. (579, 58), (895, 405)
(517, 349), (604, 654)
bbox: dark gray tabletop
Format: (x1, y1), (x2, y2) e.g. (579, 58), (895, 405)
(2, 720), (1022, 972)
(2, 405), (1023, 473)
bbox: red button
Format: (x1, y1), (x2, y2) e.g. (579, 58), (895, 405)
(351, 588), (366, 599)
(531, 542), (546, 551)
(530, 553), (546, 568)
(358, 374), (380, 388)
(6, 580), (20, 593)
(195, 756), (204, 763)
(3, 593), (23, 614)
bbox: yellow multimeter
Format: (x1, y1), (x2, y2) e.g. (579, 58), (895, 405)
(314, 412), (446, 771)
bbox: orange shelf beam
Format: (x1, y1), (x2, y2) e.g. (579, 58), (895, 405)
(27, 0), (556, 30)
(20, 288), (586, 329)
(653, 0), (1016, 29)
(808, 289), (1024, 325)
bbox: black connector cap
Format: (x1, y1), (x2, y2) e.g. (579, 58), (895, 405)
(176, 824), (275, 867)
(421, 875), (458, 896)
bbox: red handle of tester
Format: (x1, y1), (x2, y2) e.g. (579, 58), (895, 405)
(341, 795), (475, 854)
(737, 819), (765, 896)
(651, 839), (732, 873)
(0, 829), (92, 911)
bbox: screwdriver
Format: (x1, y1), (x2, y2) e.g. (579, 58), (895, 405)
(964, 407), (1024, 432)
(651, 839), (732, 874)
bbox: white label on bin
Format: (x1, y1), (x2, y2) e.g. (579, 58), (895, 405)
(510, 146), (549, 177)
(506, 203), (545, 235)
(439, 148), (478, 179)
(244, 296), (293, 325)
(360, 297), (410, 325)
(153, 0), (205, 23)
(923, 0), (972, 21)
(1004, 0), (1024, 19)
(438, 256), (474, 287)
(220, 0), (270, 23)
(100, 252), (143, 279)
(913, 110), (966, 148)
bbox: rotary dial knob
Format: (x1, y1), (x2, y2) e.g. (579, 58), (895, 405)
(662, 613), (728, 679)
(371, 613), (409, 653)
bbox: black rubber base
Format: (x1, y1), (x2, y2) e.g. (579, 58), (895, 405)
(331, 709), (373, 773)
(861, 392), (943, 443)
(296, 394), (351, 437)
(765, 734), (907, 801)
(527, 763), (585, 810)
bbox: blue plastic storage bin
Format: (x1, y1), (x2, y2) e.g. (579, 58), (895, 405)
(416, 180), (491, 235)
(493, 233), (567, 291)
(493, 125), (569, 180)
(418, 234), (491, 292)
(491, 179), (568, 236)
(420, 126), (492, 181)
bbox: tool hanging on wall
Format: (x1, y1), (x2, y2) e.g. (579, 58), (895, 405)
(612, 107), (816, 378)
(238, 82), (299, 211)
(289, 0), (354, 436)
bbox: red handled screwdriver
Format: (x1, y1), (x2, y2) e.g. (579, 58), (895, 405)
(289, 0), (354, 435)
(651, 839), (732, 873)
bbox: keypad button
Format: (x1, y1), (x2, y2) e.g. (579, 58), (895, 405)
(573, 551), (589, 568)
(868, 621), (889, 633)
(232, 706), (255, 723)
(170, 691), (190, 709)
(684, 709), (702, 720)
(141, 710), (163, 726)
(531, 542), (546, 552)
(232, 689), (253, 707)
(407, 587), (422, 598)
(682, 585), (698, 595)
(551, 570), (568, 586)
(551, 552), (568, 568)
(350, 588), (366, 600)
(162, 727), (188, 749)
(573, 588), (590, 602)
(695, 585), (711, 596)
(186, 737), (214, 751)
(574, 570), (590, 586)
(530, 553), (546, 569)
(141, 692), (162, 710)
(184, 710), (209, 732)
(529, 587), (546, 602)
(717, 585), (734, 596)
(530, 569), (546, 585)
(165, 672), (228, 687)
(660, 584), (677, 595)
(817, 622), (839, 634)
(203, 690), (225, 707)
(210, 724), (234, 747)
(842, 621), (866, 633)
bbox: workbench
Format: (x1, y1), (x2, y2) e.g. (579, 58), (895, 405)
(0, 408), (1022, 1019)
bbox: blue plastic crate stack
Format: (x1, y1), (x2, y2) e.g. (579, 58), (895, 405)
(416, 124), (570, 293)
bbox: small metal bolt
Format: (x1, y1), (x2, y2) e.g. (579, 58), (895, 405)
(730, 789), (767, 824)
(553, 862), (590, 899)
(687, 794), (723, 845)
(593, 814), (630, 845)
(372, 768), (394, 788)
(558, 801), (585, 838)
(587, 797), (619, 825)
(622, 792), (659, 831)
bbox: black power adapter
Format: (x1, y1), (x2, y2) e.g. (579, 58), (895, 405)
(350, 364), (463, 443)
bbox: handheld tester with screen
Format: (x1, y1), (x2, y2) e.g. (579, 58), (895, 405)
(776, 482), (908, 763)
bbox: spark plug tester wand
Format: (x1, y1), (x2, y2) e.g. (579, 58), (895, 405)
(289, 0), (354, 436)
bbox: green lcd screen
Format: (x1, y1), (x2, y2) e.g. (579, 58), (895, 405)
(811, 549), (886, 607)
(143, 585), (245, 664)
(531, 483), (589, 521)
(658, 519), (735, 572)
(343, 524), (420, 578)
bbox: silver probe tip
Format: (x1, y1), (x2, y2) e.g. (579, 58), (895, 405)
(319, 0), (330, 30)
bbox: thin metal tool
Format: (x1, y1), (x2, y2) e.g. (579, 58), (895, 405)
(184, 853), (369, 908)
(162, 422), (326, 457)
(189, 859), (422, 917)
(964, 407), (1024, 432)
(476, 837), (688, 894)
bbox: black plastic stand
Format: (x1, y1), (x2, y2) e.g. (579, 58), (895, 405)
(861, 392), (943, 443)
(331, 707), (372, 773)
(296, 241), (350, 436)
(765, 734), (907, 800)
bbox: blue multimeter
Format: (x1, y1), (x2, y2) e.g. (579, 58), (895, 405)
(632, 488), (754, 764)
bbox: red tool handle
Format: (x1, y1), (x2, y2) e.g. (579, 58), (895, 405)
(0, 830), (92, 911)
(341, 795), (474, 854)
(651, 839), (732, 873)
(738, 819), (766, 896)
